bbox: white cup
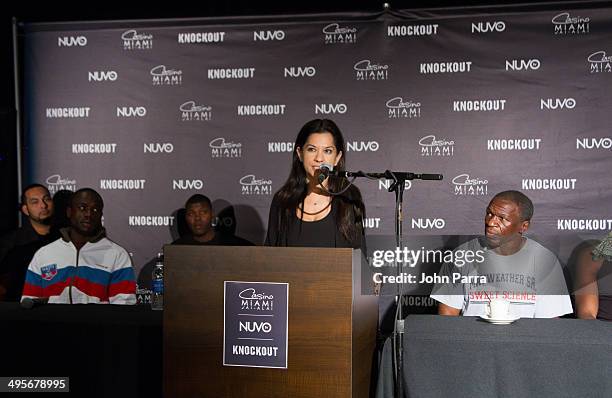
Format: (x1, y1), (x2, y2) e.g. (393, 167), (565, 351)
(487, 299), (510, 319)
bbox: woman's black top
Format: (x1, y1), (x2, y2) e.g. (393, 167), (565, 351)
(265, 194), (363, 249)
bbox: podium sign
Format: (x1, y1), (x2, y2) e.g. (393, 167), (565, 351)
(223, 281), (289, 369)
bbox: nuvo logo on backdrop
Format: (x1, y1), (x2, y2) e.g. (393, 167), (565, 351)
(452, 174), (488, 196)
(505, 59), (541, 71)
(116, 106), (147, 118)
(57, 35), (87, 47)
(471, 20), (506, 33)
(386, 97), (421, 118)
(88, 70), (118, 82)
(552, 12), (590, 35)
(180, 101), (212, 121)
(253, 30), (285, 41)
(144, 143), (174, 154)
(346, 140), (379, 152)
(209, 137), (242, 158)
(122, 29), (153, 50)
(576, 137), (612, 150)
(315, 103), (346, 115)
(354, 60), (389, 81)
(284, 66), (316, 78)
(540, 97), (576, 110)
(379, 179), (412, 191)
(240, 175), (272, 195)
(173, 179), (203, 190)
(322, 23), (357, 44)
(46, 175), (77, 195)
(588, 51), (612, 74)
(419, 135), (454, 156)
(151, 65), (183, 86)
(411, 218), (446, 230)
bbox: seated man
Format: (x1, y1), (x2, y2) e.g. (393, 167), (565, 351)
(575, 233), (612, 320)
(430, 190), (572, 318)
(172, 194), (253, 246)
(22, 188), (136, 304)
(0, 184), (59, 301)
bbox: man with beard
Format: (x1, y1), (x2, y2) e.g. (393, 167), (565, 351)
(172, 194), (252, 246)
(430, 190), (572, 318)
(21, 188), (136, 304)
(0, 184), (59, 301)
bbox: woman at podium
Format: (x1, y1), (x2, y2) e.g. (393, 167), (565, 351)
(265, 119), (365, 249)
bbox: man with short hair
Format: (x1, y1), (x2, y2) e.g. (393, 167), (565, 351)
(172, 194), (253, 246)
(0, 184), (59, 301)
(22, 188), (136, 304)
(431, 190), (572, 318)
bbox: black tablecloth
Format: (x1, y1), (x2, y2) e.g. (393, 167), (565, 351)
(0, 302), (162, 397)
(378, 315), (612, 398)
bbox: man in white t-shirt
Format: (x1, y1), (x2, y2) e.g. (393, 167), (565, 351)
(430, 190), (572, 318)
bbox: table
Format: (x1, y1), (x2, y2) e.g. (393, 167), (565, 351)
(0, 302), (162, 397)
(377, 315), (612, 398)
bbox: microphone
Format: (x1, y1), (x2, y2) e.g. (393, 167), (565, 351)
(317, 163), (334, 184)
(20, 297), (49, 309)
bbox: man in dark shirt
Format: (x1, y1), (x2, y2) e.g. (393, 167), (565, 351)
(0, 184), (59, 300)
(172, 194), (252, 246)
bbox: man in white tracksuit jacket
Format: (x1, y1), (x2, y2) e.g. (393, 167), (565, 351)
(22, 188), (136, 304)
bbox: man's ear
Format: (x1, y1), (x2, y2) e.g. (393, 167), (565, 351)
(21, 204), (30, 217)
(66, 206), (72, 219)
(520, 220), (530, 234)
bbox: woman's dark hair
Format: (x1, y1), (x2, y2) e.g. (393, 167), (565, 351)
(273, 119), (365, 246)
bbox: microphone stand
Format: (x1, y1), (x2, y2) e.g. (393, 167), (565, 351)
(321, 169), (443, 398)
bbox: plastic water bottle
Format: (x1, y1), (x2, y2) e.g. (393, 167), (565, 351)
(151, 253), (164, 310)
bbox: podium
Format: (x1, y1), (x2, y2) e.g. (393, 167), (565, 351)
(163, 246), (378, 398)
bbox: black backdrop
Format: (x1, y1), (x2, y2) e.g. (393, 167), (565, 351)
(1, 1), (597, 234)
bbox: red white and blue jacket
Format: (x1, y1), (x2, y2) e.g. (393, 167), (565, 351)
(22, 228), (136, 304)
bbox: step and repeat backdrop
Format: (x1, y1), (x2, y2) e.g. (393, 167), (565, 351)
(20, 4), (612, 285)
